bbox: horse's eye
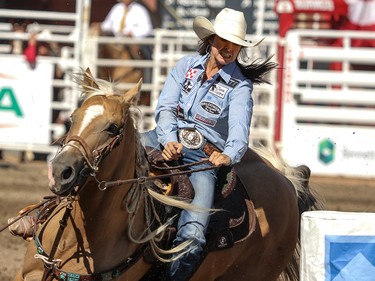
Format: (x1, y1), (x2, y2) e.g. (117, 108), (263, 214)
(107, 123), (119, 136)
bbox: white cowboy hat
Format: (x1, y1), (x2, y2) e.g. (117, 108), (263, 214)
(193, 8), (263, 47)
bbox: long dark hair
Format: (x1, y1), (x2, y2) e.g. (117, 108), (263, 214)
(197, 35), (278, 85)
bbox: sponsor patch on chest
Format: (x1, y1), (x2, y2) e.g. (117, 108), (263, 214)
(209, 83), (229, 98)
(185, 68), (198, 79)
(194, 113), (216, 127)
(200, 101), (221, 115)
(182, 79), (194, 94)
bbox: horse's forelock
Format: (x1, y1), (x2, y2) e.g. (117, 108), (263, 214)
(73, 71), (122, 105)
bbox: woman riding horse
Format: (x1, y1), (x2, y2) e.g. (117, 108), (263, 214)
(141, 8), (277, 280)
(12, 67), (321, 281)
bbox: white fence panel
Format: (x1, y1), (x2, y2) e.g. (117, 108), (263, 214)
(0, 1), (89, 155)
(280, 29), (375, 178)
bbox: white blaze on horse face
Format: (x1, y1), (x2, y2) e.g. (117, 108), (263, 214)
(78, 104), (104, 135)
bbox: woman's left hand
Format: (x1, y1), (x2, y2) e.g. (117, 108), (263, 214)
(208, 151), (231, 167)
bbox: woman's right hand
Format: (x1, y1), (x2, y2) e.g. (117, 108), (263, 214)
(162, 142), (183, 161)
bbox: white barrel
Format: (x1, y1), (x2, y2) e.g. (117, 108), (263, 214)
(300, 211), (375, 281)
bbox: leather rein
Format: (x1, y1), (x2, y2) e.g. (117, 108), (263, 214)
(37, 121), (215, 281)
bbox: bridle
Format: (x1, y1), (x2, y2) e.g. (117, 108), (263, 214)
(57, 123), (126, 177)
(37, 119), (137, 281)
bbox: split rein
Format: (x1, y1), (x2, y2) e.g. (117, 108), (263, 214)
(57, 129), (217, 192)
(96, 160), (216, 191)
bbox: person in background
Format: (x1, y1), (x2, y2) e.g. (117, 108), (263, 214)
(141, 8), (277, 281)
(97, 0), (154, 83)
(100, 0), (153, 39)
(342, 0), (375, 46)
(331, 0), (375, 73)
(23, 23), (60, 70)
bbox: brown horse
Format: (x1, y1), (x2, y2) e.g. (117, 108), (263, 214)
(14, 68), (320, 281)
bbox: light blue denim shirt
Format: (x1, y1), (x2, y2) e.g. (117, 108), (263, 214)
(155, 53), (253, 164)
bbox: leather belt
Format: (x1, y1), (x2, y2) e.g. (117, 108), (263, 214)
(178, 128), (221, 156)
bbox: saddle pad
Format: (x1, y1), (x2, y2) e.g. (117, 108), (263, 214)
(207, 182), (256, 251)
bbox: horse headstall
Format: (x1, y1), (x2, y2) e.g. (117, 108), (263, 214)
(55, 124), (126, 176)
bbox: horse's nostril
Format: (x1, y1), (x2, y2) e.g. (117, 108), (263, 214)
(62, 167), (73, 180)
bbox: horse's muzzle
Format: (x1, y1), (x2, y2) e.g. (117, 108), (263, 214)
(49, 150), (87, 196)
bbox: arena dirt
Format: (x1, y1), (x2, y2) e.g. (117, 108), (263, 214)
(1, 156), (375, 280)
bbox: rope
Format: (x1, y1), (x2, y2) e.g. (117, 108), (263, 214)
(95, 160), (216, 190)
(34, 254), (62, 268)
(150, 159), (210, 171)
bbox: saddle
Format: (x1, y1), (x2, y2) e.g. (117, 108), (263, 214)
(144, 147), (256, 253)
(140, 149), (257, 281)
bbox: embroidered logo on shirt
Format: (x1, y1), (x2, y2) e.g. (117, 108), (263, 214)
(182, 79), (194, 94)
(185, 68), (198, 79)
(200, 101), (222, 115)
(209, 83), (229, 98)
(194, 113), (216, 127)
(228, 78), (240, 88)
(218, 77), (240, 88)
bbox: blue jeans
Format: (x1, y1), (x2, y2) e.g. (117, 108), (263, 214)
(141, 129), (218, 263)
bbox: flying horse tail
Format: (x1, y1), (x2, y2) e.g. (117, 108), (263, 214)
(251, 145), (322, 212)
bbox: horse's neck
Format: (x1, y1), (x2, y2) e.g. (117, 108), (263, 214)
(71, 118), (146, 264)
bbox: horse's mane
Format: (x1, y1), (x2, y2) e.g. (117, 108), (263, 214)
(71, 68), (122, 104)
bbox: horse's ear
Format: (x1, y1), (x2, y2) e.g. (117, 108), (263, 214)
(123, 78), (143, 105)
(83, 67), (99, 90)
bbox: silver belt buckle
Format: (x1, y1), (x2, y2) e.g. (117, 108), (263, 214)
(179, 128), (205, 150)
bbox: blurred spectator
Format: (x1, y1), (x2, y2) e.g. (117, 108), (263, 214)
(337, 0), (375, 47)
(92, 0), (154, 85)
(23, 32), (37, 68)
(11, 23), (26, 55)
(100, 0), (154, 63)
(100, 0), (153, 39)
(331, 0), (375, 73)
(23, 23), (60, 70)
